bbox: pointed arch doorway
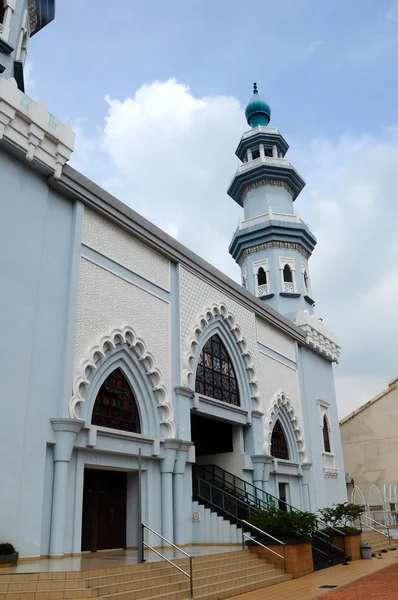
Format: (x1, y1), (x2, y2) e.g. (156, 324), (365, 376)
(81, 368), (141, 552)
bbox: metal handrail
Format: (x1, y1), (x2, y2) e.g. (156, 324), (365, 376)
(141, 523), (194, 599)
(197, 464), (296, 513)
(194, 475), (258, 519)
(241, 520), (286, 574)
(312, 529), (345, 555)
(361, 516), (390, 541)
(361, 514), (389, 534)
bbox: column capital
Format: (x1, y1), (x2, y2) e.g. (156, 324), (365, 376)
(50, 418), (84, 462)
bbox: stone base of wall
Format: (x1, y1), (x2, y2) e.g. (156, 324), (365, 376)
(250, 539), (314, 579)
(331, 531), (362, 561)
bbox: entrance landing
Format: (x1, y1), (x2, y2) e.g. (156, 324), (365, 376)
(1, 544), (242, 574)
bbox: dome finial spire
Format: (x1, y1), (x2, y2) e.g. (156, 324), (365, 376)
(245, 82), (271, 128)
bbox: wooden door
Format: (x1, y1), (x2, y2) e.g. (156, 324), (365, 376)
(81, 468), (127, 552)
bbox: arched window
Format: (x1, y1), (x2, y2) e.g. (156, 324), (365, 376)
(271, 420), (289, 460)
(195, 334), (240, 406)
(257, 267), (267, 286)
(322, 415), (331, 453)
(0, 3), (5, 24)
(283, 264), (293, 283)
(92, 368), (141, 433)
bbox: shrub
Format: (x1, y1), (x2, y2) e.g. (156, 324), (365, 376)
(0, 543), (16, 555)
(249, 507), (317, 539)
(318, 503), (365, 531)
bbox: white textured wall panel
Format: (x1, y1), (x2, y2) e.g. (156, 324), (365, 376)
(256, 317), (296, 361)
(74, 258), (171, 393)
(82, 208), (170, 291)
(258, 352), (301, 418)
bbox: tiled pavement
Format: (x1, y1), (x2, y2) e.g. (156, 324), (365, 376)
(228, 549), (398, 600)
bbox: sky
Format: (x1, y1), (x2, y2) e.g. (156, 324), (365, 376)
(26, 0), (398, 419)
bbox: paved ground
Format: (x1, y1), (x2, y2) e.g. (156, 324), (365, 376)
(322, 562), (398, 599)
(229, 550), (398, 599)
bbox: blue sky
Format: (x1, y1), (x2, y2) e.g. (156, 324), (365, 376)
(27, 0), (398, 417)
(30, 0), (398, 141)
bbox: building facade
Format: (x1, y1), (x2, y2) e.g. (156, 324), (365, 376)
(340, 376), (398, 523)
(0, 3), (347, 560)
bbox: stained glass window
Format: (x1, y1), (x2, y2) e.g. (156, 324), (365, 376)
(322, 415), (331, 453)
(270, 420), (289, 460)
(195, 334), (240, 406)
(283, 264), (293, 283)
(92, 368), (141, 433)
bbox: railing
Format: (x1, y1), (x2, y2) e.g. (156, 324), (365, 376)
(193, 464), (348, 568)
(194, 474), (258, 524)
(364, 510), (398, 526)
(141, 523), (194, 599)
(194, 464), (296, 514)
(361, 514), (391, 544)
(238, 210), (302, 230)
(241, 519), (286, 574)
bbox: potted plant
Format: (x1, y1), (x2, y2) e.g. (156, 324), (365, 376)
(0, 543), (19, 567)
(247, 507), (318, 578)
(318, 503), (365, 561)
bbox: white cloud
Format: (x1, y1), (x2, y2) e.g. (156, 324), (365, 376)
(71, 79), (398, 418)
(387, 0), (398, 22)
(307, 40), (325, 55)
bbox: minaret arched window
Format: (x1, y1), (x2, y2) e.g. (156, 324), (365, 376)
(195, 334), (240, 406)
(258, 267), (267, 286)
(322, 415), (331, 453)
(0, 3), (5, 24)
(283, 264), (293, 282)
(281, 259), (296, 293)
(270, 420), (289, 460)
(92, 368), (141, 433)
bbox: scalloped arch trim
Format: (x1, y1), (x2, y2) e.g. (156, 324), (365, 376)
(265, 391), (306, 460)
(69, 326), (175, 437)
(182, 302), (260, 405)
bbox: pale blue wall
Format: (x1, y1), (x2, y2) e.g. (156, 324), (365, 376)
(242, 247), (314, 315)
(0, 149), (82, 555)
(297, 345), (347, 511)
(243, 185), (294, 220)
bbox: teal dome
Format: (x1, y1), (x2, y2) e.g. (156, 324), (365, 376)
(245, 83), (271, 128)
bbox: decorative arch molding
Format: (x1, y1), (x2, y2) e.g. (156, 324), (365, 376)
(351, 485), (365, 506)
(264, 391), (306, 461)
(69, 326), (175, 437)
(182, 302), (260, 406)
(368, 484), (384, 507)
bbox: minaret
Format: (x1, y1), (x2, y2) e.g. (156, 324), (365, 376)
(0, 0), (55, 91)
(229, 83), (317, 318)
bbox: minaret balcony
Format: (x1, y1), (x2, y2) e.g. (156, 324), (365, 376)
(238, 209), (304, 231)
(228, 155), (305, 205)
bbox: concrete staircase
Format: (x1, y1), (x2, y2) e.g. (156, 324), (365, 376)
(0, 549), (292, 600)
(361, 528), (393, 554)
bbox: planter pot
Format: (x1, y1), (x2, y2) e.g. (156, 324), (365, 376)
(0, 552), (18, 568)
(249, 537), (313, 579)
(331, 531), (362, 561)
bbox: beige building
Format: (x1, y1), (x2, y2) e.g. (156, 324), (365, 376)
(340, 376), (398, 523)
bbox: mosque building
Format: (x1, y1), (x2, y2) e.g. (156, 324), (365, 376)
(0, 1), (346, 559)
